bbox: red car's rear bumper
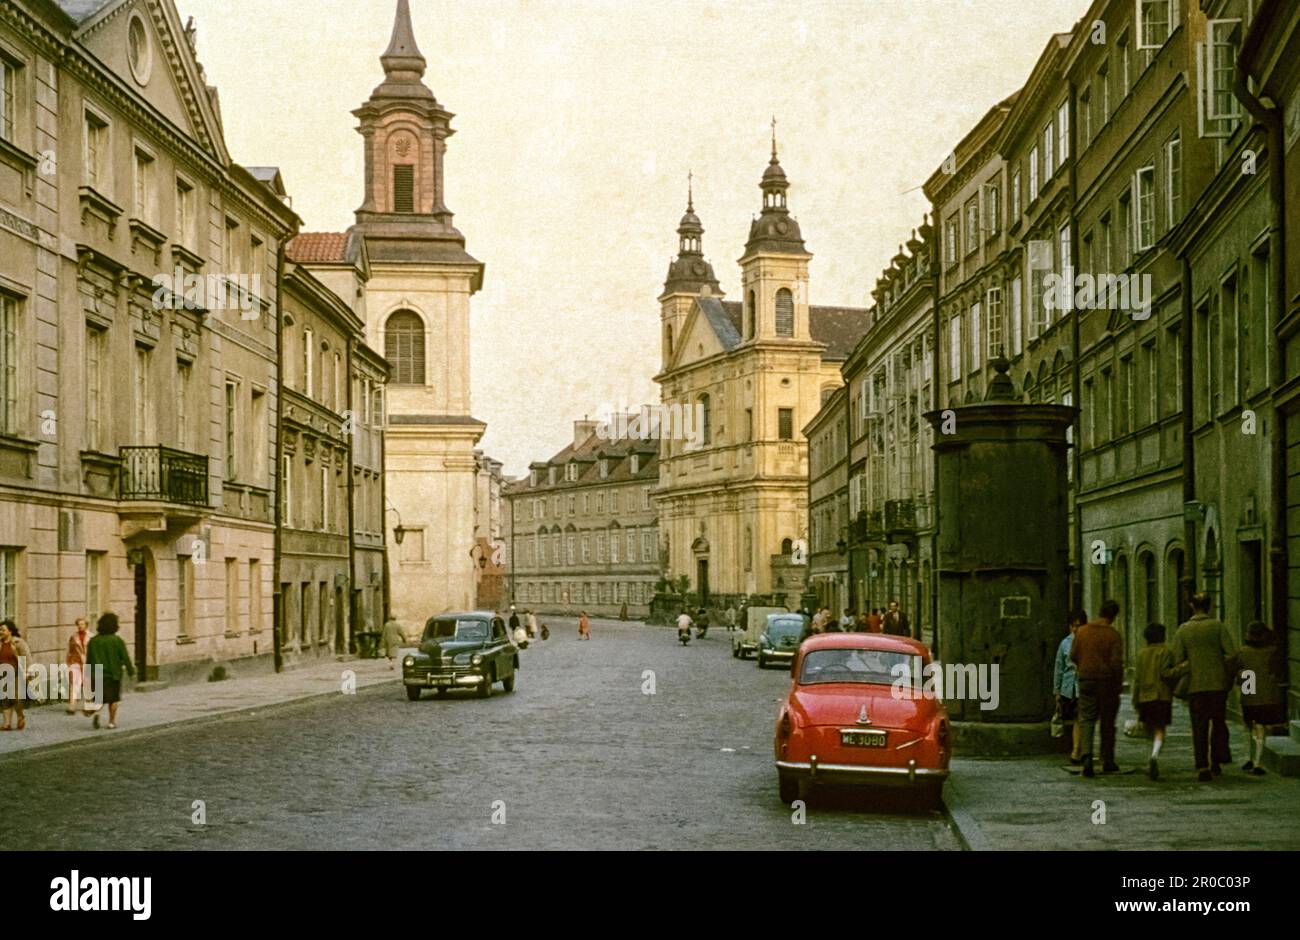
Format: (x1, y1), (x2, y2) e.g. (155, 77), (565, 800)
(775, 758), (948, 787)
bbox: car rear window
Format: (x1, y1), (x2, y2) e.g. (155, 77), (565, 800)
(424, 618), (489, 642)
(767, 617), (804, 637)
(799, 647), (919, 686)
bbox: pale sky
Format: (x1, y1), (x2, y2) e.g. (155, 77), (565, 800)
(178, 0), (1087, 476)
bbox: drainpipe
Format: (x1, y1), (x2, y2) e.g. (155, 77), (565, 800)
(930, 214), (943, 657)
(1234, 64), (1288, 663)
(1180, 255), (1197, 617)
(1068, 77), (1083, 612)
(272, 244), (286, 674)
(345, 337), (357, 652)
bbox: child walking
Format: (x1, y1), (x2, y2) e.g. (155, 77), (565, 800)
(1132, 622), (1174, 780)
(1237, 621), (1284, 775)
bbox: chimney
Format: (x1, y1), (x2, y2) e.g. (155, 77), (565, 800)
(574, 416), (599, 446)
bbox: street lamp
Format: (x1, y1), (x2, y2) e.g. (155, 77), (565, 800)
(385, 504), (405, 546)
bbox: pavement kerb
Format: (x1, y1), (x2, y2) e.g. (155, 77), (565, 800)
(941, 767), (994, 852)
(0, 671), (401, 765)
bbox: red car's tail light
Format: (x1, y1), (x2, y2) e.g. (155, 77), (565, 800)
(778, 713), (793, 741)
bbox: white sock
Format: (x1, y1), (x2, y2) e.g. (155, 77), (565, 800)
(1151, 736), (1163, 758)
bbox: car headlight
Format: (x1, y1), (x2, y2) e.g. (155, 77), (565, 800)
(453, 652), (473, 665)
(759, 634), (769, 647)
(402, 655), (415, 668)
(471, 654), (484, 666)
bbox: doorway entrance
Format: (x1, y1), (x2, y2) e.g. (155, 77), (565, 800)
(132, 556), (153, 680)
(696, 558), (710, 606)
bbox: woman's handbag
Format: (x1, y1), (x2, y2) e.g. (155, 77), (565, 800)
(1050, 706), (1065, 738)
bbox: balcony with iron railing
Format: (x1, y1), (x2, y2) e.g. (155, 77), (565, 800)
(884, 498), (917, 534)
(119, 446), (209, 508)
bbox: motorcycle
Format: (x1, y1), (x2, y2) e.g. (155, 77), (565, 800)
(677, 623), (692, 645)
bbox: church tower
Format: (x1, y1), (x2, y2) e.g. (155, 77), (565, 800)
(351, 0), (485, 624)
(738, 125), (812, 345)
(658, 175), (721, 370)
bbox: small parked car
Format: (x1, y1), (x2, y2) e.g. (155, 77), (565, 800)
(732, 606), (788, 660)
(756, 613), (806, 669)
(774, 633), (950, 805)
(403, 612), (519, 701)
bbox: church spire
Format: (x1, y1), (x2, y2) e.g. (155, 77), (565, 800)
(744, 120), (805, 256)
(372, 0), (434, 101)
(661, 172), (719, 297)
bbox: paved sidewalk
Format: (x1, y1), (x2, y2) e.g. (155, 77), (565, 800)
(944, 698), (1300, 850)
(0, 653), (405, 761)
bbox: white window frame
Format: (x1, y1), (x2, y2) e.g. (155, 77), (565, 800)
(986, 286), (1004, 359)
(1057, 101), (1069, 165)
(948, 315), (962, 379)
(1010, 276), (1023, 356)
(1042, 123), (1054, 181)
(1135, 164), (1156, 252)
(1136, 0), (1178, 51)
(983, 182), (1000, 235)
(1165, 134), (1182, 228)
(1198, 20), (1242, 137)
(1028, 145), (1040, 201)
(968, 301), (981, 373)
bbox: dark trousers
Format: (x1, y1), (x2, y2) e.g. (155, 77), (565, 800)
(1077, 677), (1122, 765)
(1188, 690), (1231, 772)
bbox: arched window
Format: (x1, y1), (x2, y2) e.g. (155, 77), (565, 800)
(1167, 545), (1186, 624)
(1139, 550), (1157, 624)
(781, 537), (794, 556)
(775, 288), (794, 337)
(699, 393), (711, 445)
(666, 323), (674, 358)
(385, 311), (425, 385)
(744, 527), (753, 572)
(747, 290), (756, 339)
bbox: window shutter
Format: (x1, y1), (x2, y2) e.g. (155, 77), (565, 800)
(393, 165), (415, 213)
(775, 289), (794, 336)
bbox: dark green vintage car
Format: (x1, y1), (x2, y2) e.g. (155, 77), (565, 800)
(403, 612), (519, 701)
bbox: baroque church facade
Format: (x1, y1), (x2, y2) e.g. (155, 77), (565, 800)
(655, 138), (869, 606)
(297, 0), (485, 629)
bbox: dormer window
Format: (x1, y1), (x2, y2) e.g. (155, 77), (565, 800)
(599, 458), (609, 478)
(529, 469), (538, 487)
(548, 466), (557, 485)
(566, 463), (578, 482)
(631, 454), (640, 474)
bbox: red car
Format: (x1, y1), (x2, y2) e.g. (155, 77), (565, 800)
(774, 633), (951, 805)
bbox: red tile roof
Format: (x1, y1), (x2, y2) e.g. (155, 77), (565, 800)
(287, 232), (350, 264)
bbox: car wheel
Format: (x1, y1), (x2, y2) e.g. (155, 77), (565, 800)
(757, 652), (766, 669)
(405, 686), (422, 702)
(732, 644), (740, 659)
(477, 669), (493, 699)
(502, 671), (516, 693)
(778, 772), (799, 804)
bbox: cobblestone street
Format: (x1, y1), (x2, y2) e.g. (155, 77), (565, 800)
(3, 618), (960, 850)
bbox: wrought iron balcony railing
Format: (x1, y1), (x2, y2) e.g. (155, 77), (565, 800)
(884, 498), (917, 532)
(119, 446), (209, 508)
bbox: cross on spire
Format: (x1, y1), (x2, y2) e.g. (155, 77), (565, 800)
(771, 116), (778, 161)
(687, 170), (694, 211)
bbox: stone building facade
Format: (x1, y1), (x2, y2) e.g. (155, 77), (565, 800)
(298, 0), (486, 632)
(279, 241), (389, 660)
(0, 0), (296, 681)
(806, 0), (1298, 730)
(505, 420), (660, 619)
(654, 144), (869, 608)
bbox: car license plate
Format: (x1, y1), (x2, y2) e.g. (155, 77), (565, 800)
(841, 729), (887, 748)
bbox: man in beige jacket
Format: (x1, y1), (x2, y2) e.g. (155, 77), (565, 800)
(1170, 593), (1238, 782)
